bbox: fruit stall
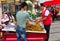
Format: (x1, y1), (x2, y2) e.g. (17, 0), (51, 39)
(0, 20), (47, 41)
(0, 0), (47, 41)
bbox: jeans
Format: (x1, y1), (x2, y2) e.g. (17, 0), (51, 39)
(16, 25), (27, 41)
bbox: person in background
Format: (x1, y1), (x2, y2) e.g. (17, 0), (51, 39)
(40, 3), (52, 41)
(52, 7), (59, 22)
(16, 2), (34, 41)
(7, 12), (15, 22)
(7, 12), (15, 26)
(1, 11), (9, 25)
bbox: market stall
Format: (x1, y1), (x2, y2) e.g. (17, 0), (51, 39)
(2, 29), (46, 41)
(0, 20), (47, 41)
(0, 0), (47, 41)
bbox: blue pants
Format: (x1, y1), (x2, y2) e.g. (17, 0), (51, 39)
(16, 25), (27, 41)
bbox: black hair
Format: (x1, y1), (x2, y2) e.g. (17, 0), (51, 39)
(40, 3), (45, 6)
(20, 2), (28, 9)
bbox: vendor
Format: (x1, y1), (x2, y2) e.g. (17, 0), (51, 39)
(40, 3), (52, 41)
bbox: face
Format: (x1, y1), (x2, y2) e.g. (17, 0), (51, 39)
(24, 6), (27, 10)
(40, 6), (44, 10)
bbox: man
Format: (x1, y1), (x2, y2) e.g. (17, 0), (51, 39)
(16, 2), (34, 41)
(40, 3), (52, 41)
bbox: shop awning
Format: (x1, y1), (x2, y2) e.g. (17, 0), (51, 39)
(43, 1), (54, 6)
(43, 0), (60, 6)
(54, 0), (60, 5)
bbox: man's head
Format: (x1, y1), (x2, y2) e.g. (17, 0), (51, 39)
(20, 2), (28, 10)
(40, 3), (45, 10)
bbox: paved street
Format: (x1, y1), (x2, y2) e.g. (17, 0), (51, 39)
(49, 21), (60, 41)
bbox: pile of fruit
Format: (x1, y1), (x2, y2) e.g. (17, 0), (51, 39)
(26, 20), (43, 31)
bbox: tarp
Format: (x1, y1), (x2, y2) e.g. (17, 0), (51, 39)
(54, 0), (60, 5)
(43, 1), (54, 6)
(43, 0), (60, 6)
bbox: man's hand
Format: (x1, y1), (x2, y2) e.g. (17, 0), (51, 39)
(36, 17), (41, 22)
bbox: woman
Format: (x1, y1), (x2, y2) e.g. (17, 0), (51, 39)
(7, 12), (15, 23)
(1, 11), (9, 25)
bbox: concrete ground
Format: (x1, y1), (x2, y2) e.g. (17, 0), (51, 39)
(49, 21), (60, 41)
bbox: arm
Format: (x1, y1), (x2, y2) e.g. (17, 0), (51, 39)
(27, 13), (35, 22)
(41, 10), (50, 21)
(2, 14), (9, 22)
(41, 17), (47, 21)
